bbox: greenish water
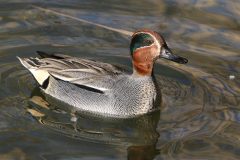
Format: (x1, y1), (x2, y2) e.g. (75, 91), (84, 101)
(0, 0), (239, 159)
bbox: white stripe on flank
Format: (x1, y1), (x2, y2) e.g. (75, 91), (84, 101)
(60, 69), (98, 74)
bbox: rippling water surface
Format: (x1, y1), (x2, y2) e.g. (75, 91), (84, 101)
(0, 0), (239, 159)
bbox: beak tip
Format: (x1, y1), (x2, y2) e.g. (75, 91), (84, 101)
(173, 57), (188, 64)
(181, 57), (188, 64)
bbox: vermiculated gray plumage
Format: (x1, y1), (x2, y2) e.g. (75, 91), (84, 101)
(18, 51), (161, 117)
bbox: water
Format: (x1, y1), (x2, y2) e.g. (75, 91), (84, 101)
(0, 0), (239, 159)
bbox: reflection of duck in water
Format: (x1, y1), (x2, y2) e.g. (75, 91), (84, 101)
(28, 95), (160, 160)
(18, 29), (188, 118)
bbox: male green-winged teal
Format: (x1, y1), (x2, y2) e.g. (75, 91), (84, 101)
(18, 29), (188, 118)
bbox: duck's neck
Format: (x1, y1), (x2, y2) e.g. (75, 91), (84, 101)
(132, 60), (153, 76)
(132, 48), (155, 76)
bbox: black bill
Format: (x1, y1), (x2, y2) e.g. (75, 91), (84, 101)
(160, 46), (188, 64)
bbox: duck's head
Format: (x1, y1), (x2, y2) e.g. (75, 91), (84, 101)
(130, 29), (188, 76)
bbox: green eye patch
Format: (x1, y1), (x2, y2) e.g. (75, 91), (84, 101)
(130, 33), (154, 54)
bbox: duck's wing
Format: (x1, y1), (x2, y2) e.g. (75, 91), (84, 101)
(17, 51), (126, 92)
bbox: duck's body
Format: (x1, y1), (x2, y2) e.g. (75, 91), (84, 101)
(46, 72), (161, 117)
(18, 29), (187, 118)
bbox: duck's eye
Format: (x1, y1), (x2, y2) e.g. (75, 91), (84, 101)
(145, 39), (153, 45)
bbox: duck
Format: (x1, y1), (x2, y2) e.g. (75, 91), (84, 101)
(17, 29), (188, 118)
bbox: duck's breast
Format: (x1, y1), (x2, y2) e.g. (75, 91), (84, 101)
(109, 76), (161, 116)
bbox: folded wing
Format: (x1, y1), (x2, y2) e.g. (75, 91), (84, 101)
(18, 51), (125, 92)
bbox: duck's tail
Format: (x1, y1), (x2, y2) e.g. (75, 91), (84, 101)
(17, 56), (50, 86)
(17, 56), (40, 69)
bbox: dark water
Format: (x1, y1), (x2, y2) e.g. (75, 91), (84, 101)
(0, 0), (239, 159)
